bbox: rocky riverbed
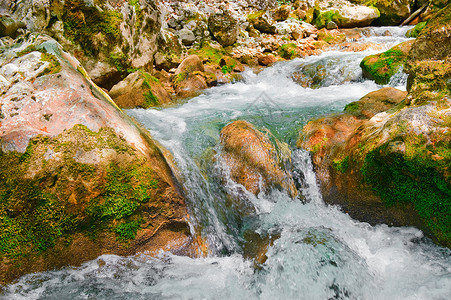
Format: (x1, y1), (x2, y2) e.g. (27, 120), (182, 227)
(0, 0), (450, 291)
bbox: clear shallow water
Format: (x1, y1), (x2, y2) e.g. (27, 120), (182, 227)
(3, 26), (451, 300)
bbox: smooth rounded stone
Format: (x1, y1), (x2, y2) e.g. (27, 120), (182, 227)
(175, 55), (204, 75)
(208, 11), (239, 47)
(177, 28), (196, 46)
(109, 71), (173, 109)
(219, 120), (298, 198)
(326, 21), (338, 29)
(258, 54), (278, 66)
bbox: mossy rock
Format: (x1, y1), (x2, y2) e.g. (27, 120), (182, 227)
(0, 125), (189, 284)
(362, 141), (451, 247)
(317, 28), (346, 44)
(360, 40), (414, 84)
(188, 42), (228, 65)
(278, 43), (302, 60)
(405, 4), (451, 105)
(299, 85), (451, 248)
(405, 21), (427, 38)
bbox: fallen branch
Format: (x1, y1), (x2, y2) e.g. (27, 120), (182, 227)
(401, 1), (430, 26)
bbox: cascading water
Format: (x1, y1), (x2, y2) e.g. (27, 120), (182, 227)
(2, 26), (450, 300)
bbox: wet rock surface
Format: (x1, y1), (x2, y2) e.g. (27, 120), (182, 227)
(0, 33), (195, 285)
(219, 120), (297, 198)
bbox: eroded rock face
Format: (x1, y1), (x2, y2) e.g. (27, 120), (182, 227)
(0, 34), (195, 285)
(314, 0), (380, 28)
(299, 84), (451, 248)
(2, 0), (163, 89)
(219, 120), (297, 198)
(405, 4), (451, 105)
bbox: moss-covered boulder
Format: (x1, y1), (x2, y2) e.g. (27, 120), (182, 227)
(4, 0), (163, 89)
(0, 34), (195, 284)
(404, 4), (451, 105)
(313, 0), (380, 28)
(109, 71), (173, 109)
(405, 21), (427, 38)
(208, 11), (238, 47)
(219, 120), (298, 198)
(247, 10), (276, 34)
(298, 86), (451, 248)
(360, 40), (414, 85)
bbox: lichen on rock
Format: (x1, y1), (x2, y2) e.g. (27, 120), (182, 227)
(0, 33), (194, 285)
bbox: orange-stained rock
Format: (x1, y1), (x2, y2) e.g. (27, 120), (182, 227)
(0, 33), (195, 285)
(219, 120), (297, 198)
(109, 71), (173, 108)
(258, 54), (278, 66)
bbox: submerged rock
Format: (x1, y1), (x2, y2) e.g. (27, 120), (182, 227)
(0, 34), (195, 285)
(360, 40), (414, 85)
(219, 120), (297, 198)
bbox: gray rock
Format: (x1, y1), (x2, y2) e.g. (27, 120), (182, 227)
(178, 28), (196, 46)
(208, 12), (238, 47)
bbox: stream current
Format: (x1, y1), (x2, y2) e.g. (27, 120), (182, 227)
(3, 26), (451, 300)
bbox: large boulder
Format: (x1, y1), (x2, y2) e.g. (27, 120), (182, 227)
(219, 120), (297, 198)
(313, 0), (380, 28)
(109, 71), (173, 108)
(1, 0), (163, 89)
(299, 5), (451, 249)
(350, 0), (413, 25)
(299, 89), (450, 248)
(208, 11), (238, 47)
(0, 34), (196, 285)
(404, 4), (451, 105)
(360, 40), (414, 85)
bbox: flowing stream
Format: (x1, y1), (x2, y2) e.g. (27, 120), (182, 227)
(3, 27), (451, 300)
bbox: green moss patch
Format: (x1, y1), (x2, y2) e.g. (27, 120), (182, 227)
(361, 138), (451, 247)
(406, 22), (427, 38)
(62, 0), (123, 56)
(0, 125), (162, 260)
(278, 43), (300, 60)
(314, 10), (346, 29)
(188, 42), (227, 65)
(360, 45), (408, 85)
